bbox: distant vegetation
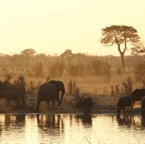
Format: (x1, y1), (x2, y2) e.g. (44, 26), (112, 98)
(0, 49), (145, 83)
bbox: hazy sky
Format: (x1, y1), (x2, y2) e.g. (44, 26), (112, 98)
(0, 0), (145, 56)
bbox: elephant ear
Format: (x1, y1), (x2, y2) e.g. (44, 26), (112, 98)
(56, 82), (61, 91)
(49, 80), (62, 91)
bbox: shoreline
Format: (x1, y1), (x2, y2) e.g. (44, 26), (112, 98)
(0, 107), (141, 115)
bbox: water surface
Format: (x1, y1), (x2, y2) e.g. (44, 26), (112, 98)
(0, 113), (145, 144)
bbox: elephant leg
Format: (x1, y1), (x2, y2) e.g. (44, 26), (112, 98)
(22, 96), (26, 106)
(131, 101), (135, 109)
(123, 107), (126, 116)
(52, 100), (55, 109)
(57, 101), (61, 107)
(36, 100), (41, 110)
(46, 101), (50, 109)
(17, 95), (22, 107)
(56, 96), (61, 107)
(19, 95), (25, 107)
(61, 92), (65, 103)
(117, 110), (120, 118)
(126, 106), (129, 112)
(89, 107), (92, 115)
(15, 99), (20, 107)
(84, 107), (89, 117)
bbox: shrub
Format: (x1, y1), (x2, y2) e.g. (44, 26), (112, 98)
(133, 61), (145, 82)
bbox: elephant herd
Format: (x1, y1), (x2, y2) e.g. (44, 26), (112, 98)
(117, 89), (145, 118)
(0, 78), (66, 109)
(2, 76), (145, 118)
(0, 77), (93, 116)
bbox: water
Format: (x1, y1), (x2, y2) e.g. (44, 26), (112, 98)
(0, 113), (145, 144)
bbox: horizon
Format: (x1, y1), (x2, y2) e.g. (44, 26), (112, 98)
(0, 0), (145, 56)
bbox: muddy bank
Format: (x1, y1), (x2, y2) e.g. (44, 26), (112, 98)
(0, 102), (141, 115)
(0, 94), (142, 115)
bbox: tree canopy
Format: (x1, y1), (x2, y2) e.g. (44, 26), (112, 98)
(131, 41), (145, 55)
(101, 25), (140, 46)
(21, 48), (36, 57)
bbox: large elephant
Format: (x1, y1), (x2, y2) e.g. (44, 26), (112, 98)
(35, 82), (60, 110)
(81, 96), (93, 116)
(0, 80), (26, 107)
(0, 80), (23, 107)
(117, 96), (132, 118)
(49, 80), (65, 104)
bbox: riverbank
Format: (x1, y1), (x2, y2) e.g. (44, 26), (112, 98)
(0, 93), (142, 115)
(0, 101), (141, 115)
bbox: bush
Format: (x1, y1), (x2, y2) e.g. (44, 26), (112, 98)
(49, 60), (65, 78)
(133, 61), (145, 82)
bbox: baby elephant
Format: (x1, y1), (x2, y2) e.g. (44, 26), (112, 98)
(117, 96), (132, 118)
(82, 97), (93, 116)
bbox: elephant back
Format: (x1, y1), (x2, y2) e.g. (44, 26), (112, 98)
(117, 96), (132, 109)
(49, 80), (65, 92)
(82, 97), (93, 107)
(131, 89), (145, 101)
(49, 80), (61, 92)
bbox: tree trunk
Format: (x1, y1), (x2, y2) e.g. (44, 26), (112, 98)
(117, 44), (125, 70)
(120, 53), (125, 70)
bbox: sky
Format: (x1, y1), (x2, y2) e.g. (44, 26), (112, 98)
(0, 0), (145, 56)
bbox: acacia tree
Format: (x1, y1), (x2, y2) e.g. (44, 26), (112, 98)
(100, 25), (140, 70)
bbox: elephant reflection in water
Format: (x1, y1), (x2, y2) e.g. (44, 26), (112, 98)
(37, 114), (64, 129)
(4, 115), (11, 127)
(116, 114), (135, 126)
(4, 114), (25, 127)
(75, 115), (92, 126)
(82, 97), (93, 117)
(141, 116), (145, 128)
(15, 114), (25, 123)
(140, 96), (145, 128)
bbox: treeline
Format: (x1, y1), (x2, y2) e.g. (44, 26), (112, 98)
(0, 51), (145, 82)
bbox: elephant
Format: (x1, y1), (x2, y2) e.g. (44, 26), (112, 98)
(81, 96), (93, 116)
(0, 79), (26, 107)
(141, 96), (145, 118)
(49, 80), (65, 104)
(117, 96), (132, 118)
(1, 90), (22, 107)
(130, 89), (145, 109)
(35, 82), (60, 110)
